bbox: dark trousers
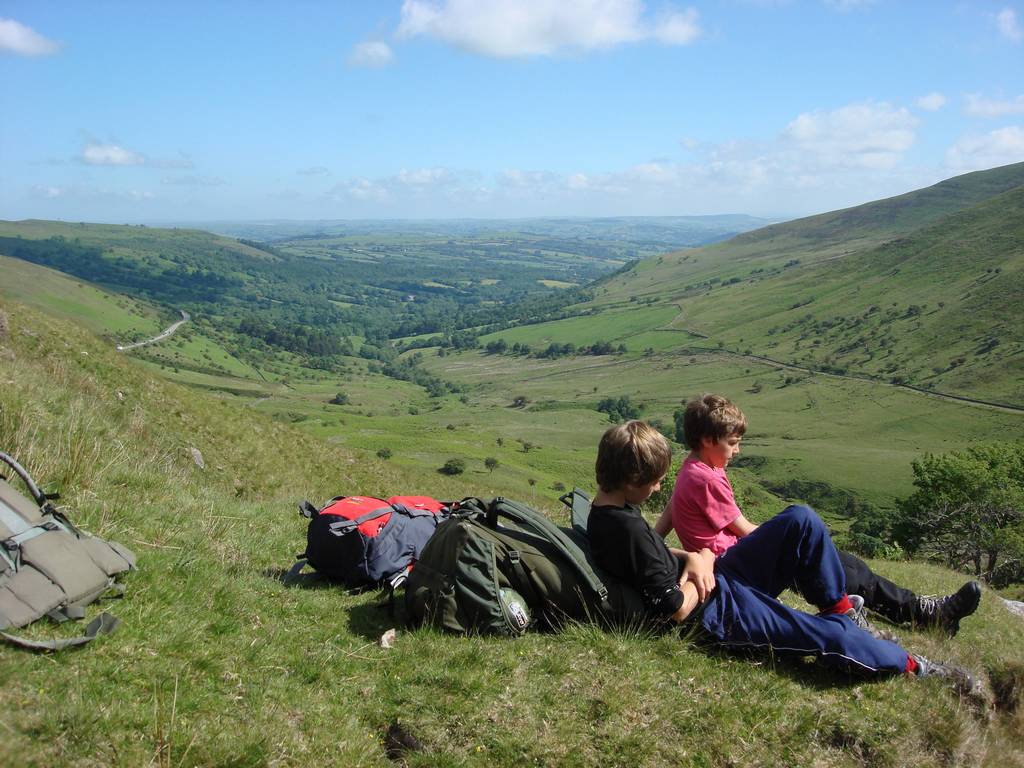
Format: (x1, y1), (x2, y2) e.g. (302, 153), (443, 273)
(839, 549), (919, 625)
(700, 505), (909, 674)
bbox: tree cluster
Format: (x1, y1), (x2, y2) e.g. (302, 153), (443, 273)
(597, 396), (640, 423)
(895, 443), (1023, 586)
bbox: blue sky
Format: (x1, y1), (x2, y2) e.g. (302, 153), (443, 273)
(1, 1), (1022, 222)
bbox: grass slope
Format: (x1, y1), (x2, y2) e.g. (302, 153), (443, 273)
(1, 297), (1022, 767)
(586, 162), (1024, 404)
(0, 254), (168, 339)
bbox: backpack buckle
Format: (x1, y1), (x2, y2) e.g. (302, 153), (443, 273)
(508, 550), (521, 564)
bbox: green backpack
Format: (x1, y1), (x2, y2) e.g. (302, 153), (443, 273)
(404, 494), (646, 635)
(0, 452), (136, 650)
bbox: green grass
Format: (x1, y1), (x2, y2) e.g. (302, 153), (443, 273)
(2, 297), (1023, 767)
(0, 254), (166, 339)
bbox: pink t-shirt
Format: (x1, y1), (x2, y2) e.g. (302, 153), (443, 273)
(670, 456), (742, 556)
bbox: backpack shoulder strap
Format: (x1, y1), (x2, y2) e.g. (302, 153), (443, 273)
(326, 504), (396, 536)
(486, 497), (610, 607)
(0, 611), (120, 652)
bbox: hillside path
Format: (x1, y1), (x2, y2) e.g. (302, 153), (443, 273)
(116, 310), (190, 351)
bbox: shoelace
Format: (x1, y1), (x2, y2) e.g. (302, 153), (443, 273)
(917, 594), (943, 613)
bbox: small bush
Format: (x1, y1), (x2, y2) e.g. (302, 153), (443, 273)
(440, 458), (465, 476)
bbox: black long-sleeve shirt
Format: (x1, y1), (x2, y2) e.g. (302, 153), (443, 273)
(587, 503), (684, 618)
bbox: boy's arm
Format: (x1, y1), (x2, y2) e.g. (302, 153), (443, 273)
(727, 513), (758, 537)
(653, 500), (673, 537)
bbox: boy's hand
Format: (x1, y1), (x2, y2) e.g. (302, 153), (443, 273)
(681, 549), (716, 602)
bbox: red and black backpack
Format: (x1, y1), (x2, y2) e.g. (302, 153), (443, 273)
(292, 495), (450, 589)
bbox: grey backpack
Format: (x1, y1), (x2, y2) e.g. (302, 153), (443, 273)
(0, 452), (136, 650)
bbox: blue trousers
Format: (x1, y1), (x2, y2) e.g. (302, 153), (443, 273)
(698, 505), (909, 675)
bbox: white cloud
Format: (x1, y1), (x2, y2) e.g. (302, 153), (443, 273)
(965, 93), (1024, 118)
(946, 126), (1024, 172)
(782, 102), (918, 169)
(652, 8), (701, 45)
(916, 92), (947, 111)
(996, 7), (1023, 42)
(396, 0), (701, 58)
(340, 178), (390, 202)
(80, 142), (146, 166)
(347, 41), (394, 68)
(567, 172), (589, 190)
(0, 18), (60, 56)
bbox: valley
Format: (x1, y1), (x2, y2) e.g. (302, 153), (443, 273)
(2, 166), (1022, 523)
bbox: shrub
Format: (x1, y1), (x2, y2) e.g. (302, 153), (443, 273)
(440, 458), (466, 476)
(896, 443), (1024, 584)
(376, 448), (392, 460)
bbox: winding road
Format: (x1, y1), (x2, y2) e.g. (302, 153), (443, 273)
(116, 310), (190, 351)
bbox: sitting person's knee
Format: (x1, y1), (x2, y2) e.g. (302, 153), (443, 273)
(780, 504), (820, 528)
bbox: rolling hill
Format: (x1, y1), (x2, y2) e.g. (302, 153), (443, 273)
(588, 162), (1024, 405)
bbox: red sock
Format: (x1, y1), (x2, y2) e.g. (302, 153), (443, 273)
(905, 655), (918, 674)
(821, 594), (853, 615)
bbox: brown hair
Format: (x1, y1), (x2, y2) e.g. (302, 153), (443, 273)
(682, 393), (747, 450)
(595, 420), (673, 492)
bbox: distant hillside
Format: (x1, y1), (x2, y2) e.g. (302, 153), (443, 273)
(593, 162), (1024, 405)
(164, 214), (778, 249)
(729, 161), (1024, 249)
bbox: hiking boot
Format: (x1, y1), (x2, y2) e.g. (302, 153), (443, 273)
(911, 654), (988, 706)
(915, 581), (981, 635)
(845, 594), (900, 642)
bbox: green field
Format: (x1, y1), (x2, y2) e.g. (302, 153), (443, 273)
(479, 304), (679, 349)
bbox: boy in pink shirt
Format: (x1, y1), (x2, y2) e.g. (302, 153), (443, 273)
(654, 393), (980, 635)
(658, 393), (757, 556)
